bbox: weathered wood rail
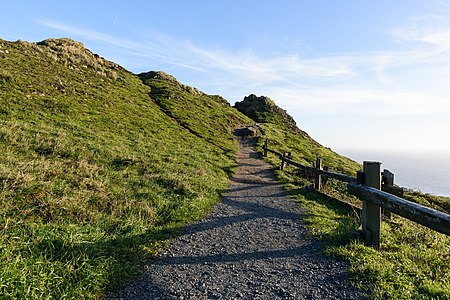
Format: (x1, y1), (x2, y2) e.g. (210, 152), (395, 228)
(262, 139), (450, 248)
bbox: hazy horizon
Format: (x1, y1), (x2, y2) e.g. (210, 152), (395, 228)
(336, 147), (450, 197)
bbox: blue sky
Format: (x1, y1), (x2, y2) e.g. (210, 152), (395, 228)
(2, 0), (450, 154)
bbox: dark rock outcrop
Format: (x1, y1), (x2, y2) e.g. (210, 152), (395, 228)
(234, 94), (299, 132)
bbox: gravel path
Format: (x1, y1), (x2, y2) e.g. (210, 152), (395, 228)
(106, 136), (367, 299)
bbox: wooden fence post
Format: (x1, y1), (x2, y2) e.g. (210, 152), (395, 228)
(322, 166), (329, 187)
(263, 138), (268, 157)
(381, 169), (404, 219)
(382, 169), (394, 218)
(362, 161), (382, 249)
(383, 169), (394, 186)
(280, 152), (287, 171)
(314, 158), (323, 191)
(280, 152), (292, 171)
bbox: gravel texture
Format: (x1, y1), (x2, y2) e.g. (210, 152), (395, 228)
(105, 136), (367, 299)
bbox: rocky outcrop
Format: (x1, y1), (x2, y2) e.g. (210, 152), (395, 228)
(234, 94), (299, 132)
(37, 38), (122, 76)
(3, 38), (122, 79)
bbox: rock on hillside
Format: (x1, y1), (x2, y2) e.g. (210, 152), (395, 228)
(20, 38), (121, 78)
(0, 37), (127, 100)
(235, 94), (302, 133)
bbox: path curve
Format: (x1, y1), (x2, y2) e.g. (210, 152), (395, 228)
(106, 136), (367, 299)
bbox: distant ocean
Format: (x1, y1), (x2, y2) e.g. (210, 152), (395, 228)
(336, 149), (450, 198)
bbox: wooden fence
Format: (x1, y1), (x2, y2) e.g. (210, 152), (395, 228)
(262, 139), (450, 249)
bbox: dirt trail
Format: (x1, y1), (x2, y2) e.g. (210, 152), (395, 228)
(106, 136), (367, 299)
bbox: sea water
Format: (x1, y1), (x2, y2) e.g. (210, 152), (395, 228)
(336, 149), (450, 197)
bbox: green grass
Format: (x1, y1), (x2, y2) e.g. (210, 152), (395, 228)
(257, 122), (361, 175)
(403, 190), (450, 214)
(253, 117), (450, 299)
(0, 38), (249, 299)
(331, 217), (450, 299)
(139, 71), (253, 154)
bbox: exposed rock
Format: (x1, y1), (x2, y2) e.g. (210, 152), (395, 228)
(37, 37), (85, 51)
(234, 94), (299, 131)
(35, 38), (122, 76)
(235, 125), (260, 137)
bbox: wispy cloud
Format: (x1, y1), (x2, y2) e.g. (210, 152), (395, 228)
(391, 15), (450, 48)
(268, 86), (450, 117)
(186, 45), (357, 82)
(38, 19), (358, 81)
(40, 19), (140, 50)
(38, 16), (450, 118)
(39, 19), (207, 72)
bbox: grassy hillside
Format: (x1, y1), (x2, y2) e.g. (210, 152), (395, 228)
(139, 70), (252, 156)
(0, 38), (249, 299)
(259, 122), (360, 175)
(235, 95), (450, 299)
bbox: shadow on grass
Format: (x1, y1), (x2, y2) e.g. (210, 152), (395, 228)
(221, 164), (237, 177)
(29, 225), (182, 298)
(287, 186), (360, 245)
(30, 181), (302, 297)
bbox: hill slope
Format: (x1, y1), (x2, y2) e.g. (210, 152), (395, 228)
(139, 70), (252, 155)
(234, 94), (361, 175)
(0, 38), (250, 299)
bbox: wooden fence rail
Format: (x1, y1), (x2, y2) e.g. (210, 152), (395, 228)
(262, 139), (450, 249)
